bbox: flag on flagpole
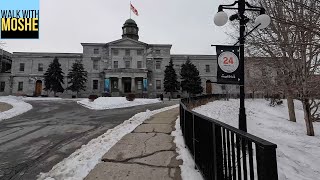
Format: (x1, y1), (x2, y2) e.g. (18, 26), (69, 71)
(130, 3), (139, 16)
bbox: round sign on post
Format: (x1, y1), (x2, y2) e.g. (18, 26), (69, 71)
(218, 51), (239, 73)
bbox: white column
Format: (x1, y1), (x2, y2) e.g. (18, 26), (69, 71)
(118, 77), (122, 93)
(131, 77), (135, 92)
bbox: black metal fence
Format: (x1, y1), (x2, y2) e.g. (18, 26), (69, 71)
(180, 95), (278, 180)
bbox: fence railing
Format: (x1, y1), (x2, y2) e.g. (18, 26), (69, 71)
(180, 94), (278, 180)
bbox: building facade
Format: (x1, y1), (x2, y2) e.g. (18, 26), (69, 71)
(0, 19), (232, 98)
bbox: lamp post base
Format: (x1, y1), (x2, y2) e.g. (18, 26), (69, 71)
(239, 107), (247, 132)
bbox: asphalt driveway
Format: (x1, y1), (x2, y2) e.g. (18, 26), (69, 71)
(0, 99), (177, 180)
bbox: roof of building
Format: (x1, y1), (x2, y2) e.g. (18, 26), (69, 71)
(171, 54), (217, 60)
(80, 43), (106, 46)
(148, 44), (172, 48)
(12, 52), (83, 58)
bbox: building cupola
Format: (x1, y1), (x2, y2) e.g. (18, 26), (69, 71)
(122, 19), (139, 40)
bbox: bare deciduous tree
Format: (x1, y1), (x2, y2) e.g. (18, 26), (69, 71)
(234, 0), (320, 136)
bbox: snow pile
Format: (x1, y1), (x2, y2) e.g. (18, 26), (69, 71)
(37, 104), (179, 180)
(172, 117), (204, 180)
(22, 97), (63, 101)
(193, 99), (320, 180)
(77, 97), (160, 110)
(0, 96), (32, 121)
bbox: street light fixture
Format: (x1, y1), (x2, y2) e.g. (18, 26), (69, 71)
(213, 1), (270, 132)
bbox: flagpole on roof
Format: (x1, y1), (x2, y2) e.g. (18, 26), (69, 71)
(130, 1), (131, 19)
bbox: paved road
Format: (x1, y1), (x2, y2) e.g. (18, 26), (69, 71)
(0, 100), (177, 180)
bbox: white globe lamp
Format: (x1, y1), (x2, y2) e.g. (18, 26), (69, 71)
(255, 14), (271, 29)
(214, 11), (228, 26)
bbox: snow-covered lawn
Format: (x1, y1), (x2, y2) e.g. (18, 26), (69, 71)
(37, 104), (179, 180)
(0, 96), (33, 121)
(172, 117), (204, 180)
(77, 97), (161, 110)
(193, 99), (320, 180)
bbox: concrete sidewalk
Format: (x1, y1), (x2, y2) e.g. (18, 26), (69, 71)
(85, 107), (181, 180)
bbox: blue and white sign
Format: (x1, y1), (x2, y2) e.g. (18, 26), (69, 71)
(104, 79), (110, 93)
(143, 79), (148, 92)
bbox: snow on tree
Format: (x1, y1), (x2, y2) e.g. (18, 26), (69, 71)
(67, 60), (88, 97)
(44, 57), (65, 96)
(180, 58), (203, 96)
(163, 59), (178, 99)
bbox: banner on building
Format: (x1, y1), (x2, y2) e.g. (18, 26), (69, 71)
(216, 45), (240, 84)
(104, 79), (110, 93)
(143, 79), (148, 92)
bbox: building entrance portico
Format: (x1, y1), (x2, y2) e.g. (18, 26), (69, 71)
(104, 69), (148, 96)
(109, 77), (144, 95)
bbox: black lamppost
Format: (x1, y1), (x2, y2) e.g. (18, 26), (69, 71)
(214, 1), (270, 132)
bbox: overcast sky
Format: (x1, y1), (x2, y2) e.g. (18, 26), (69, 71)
(2, 0), (235, 55)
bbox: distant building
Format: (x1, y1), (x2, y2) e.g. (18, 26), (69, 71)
(0, 19), (234, 97)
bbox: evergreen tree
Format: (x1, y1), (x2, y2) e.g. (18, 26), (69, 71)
(44, 57), (65, 96)
(164, 59), (178, 99)
(67, 60), (88, 97)
(180, 58), (203, 96)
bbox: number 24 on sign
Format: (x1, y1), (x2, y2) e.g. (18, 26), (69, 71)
(223, 57), (234, 65)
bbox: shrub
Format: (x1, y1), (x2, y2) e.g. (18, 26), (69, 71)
(126, 93), (136, 101)
(102, 92), (111, 97)
(88, 94), (99, 102)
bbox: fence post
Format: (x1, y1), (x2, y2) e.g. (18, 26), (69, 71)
(192, 114), (197, 169)
(180, 103), (184, 135)
(213, 125), (223, 180)
(256, 145), (278, 180)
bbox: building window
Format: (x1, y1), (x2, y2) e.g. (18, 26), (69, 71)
(19, 63), (25, 71)
(93, 80), (98, 90)
(137, 81), (142, 90)
(38, 63), (43, 72)
(155, 61), (161, 70)
(94, 48), (99, 54)
(93, 60), (99, 70)
(137, 49), (143, 55)
(155, 50), (161, 55)
(205, 65), (210, 72)
(261, 68), (267, 77)
(137, 61), (142, 68)
(156, 80), (161, 90)
(125, 61), (130, 68)
(125, 49), (130, 56)
(112, 49), (119, 56)
(18, 82), (23, 91)
(221, 85), (226, 90)
(0, 82), (5, 92)
(113, 61), (118, 68)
